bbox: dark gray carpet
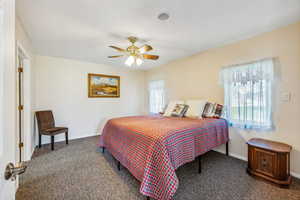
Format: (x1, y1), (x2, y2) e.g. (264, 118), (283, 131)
(16, 136), (300, 200)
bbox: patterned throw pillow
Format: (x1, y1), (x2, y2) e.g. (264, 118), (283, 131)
(163, 101), (185, 116)
(202, 102), (223, 118)
(171, 104), (189, 117)
(214, 104), (223, 118)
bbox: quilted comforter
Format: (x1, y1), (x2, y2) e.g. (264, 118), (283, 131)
(99, 115), (229, 200)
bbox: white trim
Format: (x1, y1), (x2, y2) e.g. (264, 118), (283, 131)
(16, 41), (32, 162)
(214, 149), (300, 179)
(33, 132), (300, 179)
(40, 132), (100, 145)
(16, 41), (31, 59)
(291, 172), (300, 179)
(214, 149), (248, 161)
(29, 145), (34, 160)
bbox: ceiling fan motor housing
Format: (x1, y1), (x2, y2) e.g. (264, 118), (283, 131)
(128, 36), (138, 44)
(127, 45), (139, 56)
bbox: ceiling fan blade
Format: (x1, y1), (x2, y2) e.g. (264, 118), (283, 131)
(109, 45), (126, 52)
(142, 54), (159, 60)
(108, 55), (124, 58)
(139, 45), (153, 53)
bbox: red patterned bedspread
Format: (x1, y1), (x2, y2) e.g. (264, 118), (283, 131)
(99, 115), (229, 200)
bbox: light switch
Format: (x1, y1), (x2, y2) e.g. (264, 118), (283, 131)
(281, 92), (291, 102)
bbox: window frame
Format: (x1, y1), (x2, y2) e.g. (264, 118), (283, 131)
(221, 58), (275, 130)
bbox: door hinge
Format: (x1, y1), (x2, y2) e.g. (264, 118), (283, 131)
(18, 67), (23, 73)
(19, 142), (24, 148)
(18, 105), (24, 110)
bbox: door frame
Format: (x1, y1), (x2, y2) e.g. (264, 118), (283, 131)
(16, 41), (33, 161)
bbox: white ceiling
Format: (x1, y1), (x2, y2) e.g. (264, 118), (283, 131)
(17, 0), (300, 70)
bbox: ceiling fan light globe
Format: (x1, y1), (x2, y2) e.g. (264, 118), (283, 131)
(136, 58), (143, 66)
(125, 56), (135, 66)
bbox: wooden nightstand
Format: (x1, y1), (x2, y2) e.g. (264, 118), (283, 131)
(247, 138), (292, 187)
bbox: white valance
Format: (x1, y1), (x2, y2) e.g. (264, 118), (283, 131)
(220, 58), (274, 86)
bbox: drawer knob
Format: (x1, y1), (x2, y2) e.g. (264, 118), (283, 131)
(262, 159), (267, 167)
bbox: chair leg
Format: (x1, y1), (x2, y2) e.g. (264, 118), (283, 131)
(51, 135), (54, 150)
(38, 134), (42, 148)
(65, 131), (69, 145)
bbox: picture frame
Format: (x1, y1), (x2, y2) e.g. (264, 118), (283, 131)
(88, 73), (120, 98)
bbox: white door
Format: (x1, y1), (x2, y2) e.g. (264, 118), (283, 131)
(0, 0), (17, 199)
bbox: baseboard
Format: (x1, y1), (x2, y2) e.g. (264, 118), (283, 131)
(24, 145), (35, 162)
(291, 172), (300, 179)
(30, 146), (35, 159)
(34, 135), (300, 179)
(229, 152), (247, 161)
(39, 132), (100, 146)
(213, 149), (300, 179)
(213, 149), (247, 161)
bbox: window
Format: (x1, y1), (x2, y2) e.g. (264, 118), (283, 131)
(149, 80), (165, 113)
(220, 59), (274, 130)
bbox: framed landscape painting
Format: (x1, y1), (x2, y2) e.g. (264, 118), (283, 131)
(88, 73), (120, 98)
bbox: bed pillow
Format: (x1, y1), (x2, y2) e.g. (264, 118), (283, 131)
(163, 100), (184, 116)
(171, 104), (189, 117)
(202, 102), (223, 118)
(185, 100), (207, 118)
(159, 105), (168, 115)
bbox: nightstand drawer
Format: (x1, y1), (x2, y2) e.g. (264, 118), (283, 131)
(254, 148), (276, 177)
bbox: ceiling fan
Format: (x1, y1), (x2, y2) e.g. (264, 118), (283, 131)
(108, 36), (159, 67)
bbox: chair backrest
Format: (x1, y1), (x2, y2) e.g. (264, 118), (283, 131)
(36, 110), (55, 131)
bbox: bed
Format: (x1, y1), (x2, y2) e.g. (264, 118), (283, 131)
(99, 115), (229, 200)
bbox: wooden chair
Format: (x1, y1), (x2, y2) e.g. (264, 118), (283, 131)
(36, 110), (68, 150)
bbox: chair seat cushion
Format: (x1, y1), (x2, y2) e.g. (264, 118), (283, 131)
(41, 127), (68, 135)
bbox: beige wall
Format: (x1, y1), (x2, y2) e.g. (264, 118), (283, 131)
(34, 56), (146, 144)
(146, 22), (300, 176)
